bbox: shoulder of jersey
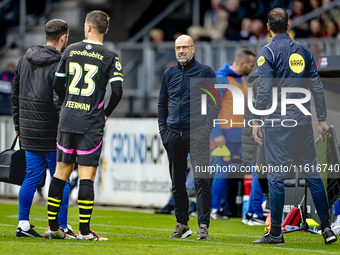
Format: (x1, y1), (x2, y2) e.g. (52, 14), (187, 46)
(66, 41), (84, 50)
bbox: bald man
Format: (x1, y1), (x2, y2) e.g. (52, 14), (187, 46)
(158, 35), (221, 239)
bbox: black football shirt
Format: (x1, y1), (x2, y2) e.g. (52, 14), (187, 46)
(55, 39), (123, 134)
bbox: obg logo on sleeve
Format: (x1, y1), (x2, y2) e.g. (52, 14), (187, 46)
(257, 56), (265, 66)
(289, 53), (305, 73)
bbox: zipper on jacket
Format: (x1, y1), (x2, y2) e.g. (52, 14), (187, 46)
(178, 65), (185, 136)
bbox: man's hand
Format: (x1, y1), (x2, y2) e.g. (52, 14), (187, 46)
(318, 121), (328, 141)
(105, 116), (108, 122)
(252, 121), (263, 145)
(214, 135), (225, 147)
(15, 131), (19, 136)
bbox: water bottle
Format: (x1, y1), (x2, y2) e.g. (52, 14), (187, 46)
(285, 225), (299, 231)
(242, 175), (252, 218)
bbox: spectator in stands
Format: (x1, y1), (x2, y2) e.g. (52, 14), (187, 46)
(309, 0), (322, 11)
(240, 18), (252, 40)
(290, 0), (310, 38)
(224, 0), (247, 40)
(0, 63), (15, 115)
(201, 0), (228, 41)
(309, 19), (326, 55)
(322, 0), (340, 26)
(241, 0), (266, 20)
(210, 49), (255, 220)
(149, 28), (176, 89)
(310, 19), (327, 38)
(326, 20), (339, 37)
(249, 19), (267, 44)
(306, 0), (323, 28)
(187, 26), (203, 41)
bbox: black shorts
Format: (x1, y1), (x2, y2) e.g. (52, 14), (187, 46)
(57, 130), (104, 167)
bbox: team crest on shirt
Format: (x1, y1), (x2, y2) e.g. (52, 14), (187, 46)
(115, 61), (122, 71)
(86, 44), (92, 50)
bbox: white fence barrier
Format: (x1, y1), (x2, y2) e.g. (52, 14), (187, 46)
(95, 119), (171, 207)
(0, 116), (20, 197)
(0, 118), (171, 208)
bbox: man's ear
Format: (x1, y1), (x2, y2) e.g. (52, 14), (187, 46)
(60, 34), (66, 44)
(267, 23), (270, 32)
(104, 28), (108, 34)
(192, 46), (196, 54)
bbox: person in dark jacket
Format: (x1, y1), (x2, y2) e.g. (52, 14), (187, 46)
(12, 19), (75, 239)
(252, 8), (336, 245)
(241, 70), (267, 226)
(158, 35), (221, 240)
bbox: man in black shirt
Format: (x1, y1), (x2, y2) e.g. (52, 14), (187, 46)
(44, 10), (123, 241)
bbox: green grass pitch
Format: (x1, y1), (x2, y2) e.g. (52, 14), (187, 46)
(0, 201), (339, 254)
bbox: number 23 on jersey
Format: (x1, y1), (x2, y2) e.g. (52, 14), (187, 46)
(68, 62), (98, 96)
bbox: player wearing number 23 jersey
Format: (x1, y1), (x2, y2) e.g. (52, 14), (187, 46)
(54, 39), (123, 134)
(45, 11), (122, 242)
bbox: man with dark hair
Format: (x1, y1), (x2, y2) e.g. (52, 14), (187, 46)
(267, 7), (289, 34)
(252, 8), (337, 245)
(45, 19), (69, 45)
(12, 19), (75, 239)
(44, 10), (123, 241)
(210, 48), (255, 220)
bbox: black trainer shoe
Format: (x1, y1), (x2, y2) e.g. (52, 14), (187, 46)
(169, 223), (192, 238)
(252, 232), (285, 244)
(154, 204), (174, 214)
(64, 225), (77, 238)
(197, 224), (209, 240)
(242, 213), (252, 225)
(248, 214), (266, 226)
(210, 210), (229, 220)
(16, 225), (43, 237)
(323, 227), (337, 245)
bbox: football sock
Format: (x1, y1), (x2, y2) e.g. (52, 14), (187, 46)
(270, 223), (281, 236)
(320, 219), (330, 232)
(78, 179), (94, 235)
(18, 220), (30, 231)
(48, 177), (66, 231)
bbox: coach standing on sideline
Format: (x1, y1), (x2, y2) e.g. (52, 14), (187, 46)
(12, 19), (75, 238)
(252, 8), (337, 245)
(158, 35), (221, 240)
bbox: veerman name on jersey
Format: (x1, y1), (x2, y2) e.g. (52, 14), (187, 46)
(69, 50), (104, 60)
(66, 100), (91, 111)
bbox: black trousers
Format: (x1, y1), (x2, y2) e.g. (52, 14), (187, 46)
(162, 129), (211, 227)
